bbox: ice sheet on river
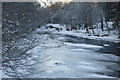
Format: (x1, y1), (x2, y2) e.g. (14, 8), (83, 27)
(26, 36), (119, 78)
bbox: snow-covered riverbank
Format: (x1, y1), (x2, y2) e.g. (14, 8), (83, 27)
(59, 30), (120, 43)
(36, 23), (120, 43)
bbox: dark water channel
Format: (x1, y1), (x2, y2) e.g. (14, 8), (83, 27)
(64, 35), (120, 56)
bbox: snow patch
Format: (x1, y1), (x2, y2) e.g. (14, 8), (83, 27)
(64, 42), (103, 49)
(104, 44), (109, 47)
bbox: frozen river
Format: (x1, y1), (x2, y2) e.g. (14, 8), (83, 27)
(24, 33), (120, 78)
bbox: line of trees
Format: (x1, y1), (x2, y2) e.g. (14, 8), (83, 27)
(100, 2), (120, 36)
(50, 2), (120, 37)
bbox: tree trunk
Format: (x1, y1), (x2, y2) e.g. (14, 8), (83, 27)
(91, 27), (95, 34)
(105, 20), (110, 34)
(85, 23), (89, 33)
(101, 18), (104, 31)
